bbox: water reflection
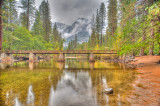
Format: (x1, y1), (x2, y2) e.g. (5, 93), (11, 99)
(15, 97), (21, 106)
(48, 71), (97, 106)
(89, 62), (95, 70)
(118, 94), (121, 106)
(58, 62), (65, 70)
(27, 85), (35, 106)
(0, 62), (13, 69)
(29, 62), (34, 70)
(48, 86), (55, 106)
(0, 59), (135, 106)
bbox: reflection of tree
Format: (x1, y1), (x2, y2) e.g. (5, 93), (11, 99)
(66, 59), (90, 69)
(0, 82), (4, 106)
(90, 68), (135, 105)
(0, 59), (135, 106)
(0, 68), (63, 106)
(27, 85), (35, 105)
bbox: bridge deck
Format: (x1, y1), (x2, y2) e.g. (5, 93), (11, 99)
(4, 50), (117, 54)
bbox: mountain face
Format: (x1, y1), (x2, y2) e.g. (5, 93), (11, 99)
(55, 18), (92, 46)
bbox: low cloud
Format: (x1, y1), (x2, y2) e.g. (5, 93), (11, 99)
(49, 0), (106, 25)
(35, 0), (106, 25)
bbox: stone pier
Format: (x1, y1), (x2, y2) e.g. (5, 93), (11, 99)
(0, 53), (14, 62)
(29, 53), (38, 62)
(58, 52), (65, 62)
(89, 53), (95, 62)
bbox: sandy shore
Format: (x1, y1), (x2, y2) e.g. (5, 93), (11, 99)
(127, 56), (160, 106)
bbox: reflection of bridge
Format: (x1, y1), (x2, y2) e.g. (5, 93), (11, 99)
(3, 50), (117, 62)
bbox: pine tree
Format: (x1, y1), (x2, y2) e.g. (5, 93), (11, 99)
(91, 14), (95, 29)
(91, 14), (96, 48)
(52, 23), (59, 41)
(107, 0), (117, 36)
(74, 34), (78, 48)
(95, 9), (100, 34)
(20, 0), (35, 30)
(95, 9), (100, 45)
(3, 0), (18, 31)
(39, 0), (52, 42)
(0, 0), (3, 50)
(99, 2), (106, 45)
(91, 28), (96, 48)
(32, 10), (44, 36)
(19, 12), (27, 28)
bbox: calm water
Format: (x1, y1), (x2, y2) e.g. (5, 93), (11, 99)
(0, 59), (135, 106)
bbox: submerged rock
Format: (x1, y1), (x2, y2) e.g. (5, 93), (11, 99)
(104, 88), (113, 94)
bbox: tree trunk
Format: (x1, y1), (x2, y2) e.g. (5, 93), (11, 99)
(0, 0), (3, 51)
(149, 21), (154, 55)
(158, 42), (160, 55)
(139, 30), (146, 56)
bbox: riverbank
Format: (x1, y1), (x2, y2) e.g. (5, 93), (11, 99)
(127, 56), (160, 105)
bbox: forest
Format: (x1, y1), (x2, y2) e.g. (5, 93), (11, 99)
(0, 0), (160, 56)
(68, 0), (160, 56)
(0, 0), (64, 51)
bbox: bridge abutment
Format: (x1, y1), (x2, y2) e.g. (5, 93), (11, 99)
(58, 52), (65, 62)
(0, 53), (14, 62)
(89, 53), (95, 62)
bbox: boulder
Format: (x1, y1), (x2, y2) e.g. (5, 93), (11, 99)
(104, 88), (113, 94)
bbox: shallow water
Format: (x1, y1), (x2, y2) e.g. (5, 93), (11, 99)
(0, 59), (135, 106)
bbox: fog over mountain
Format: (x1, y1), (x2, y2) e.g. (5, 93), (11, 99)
(29, 0), (106, 25)
(17, 0), (107, 46)
(55, 18), (92, 46)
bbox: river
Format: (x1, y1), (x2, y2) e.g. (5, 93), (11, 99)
(0, 59), (135, 106)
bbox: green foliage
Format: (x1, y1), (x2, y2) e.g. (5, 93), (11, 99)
(51, 23), (64, 50)
(32, 10), (44, 36)
(39, 0), (52, 42)
(13, 27), (34, 50)
(2, 0), (64, 51)
(20, 0), (35, 29)
(2, 0), (160, 54)
(3, 27), (57, 51)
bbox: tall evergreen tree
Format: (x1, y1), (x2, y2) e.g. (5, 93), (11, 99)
(95, 9), (101, 34)
(99, 2), (106, 45)
(3, 0), (18, 31)
(74, 34), (78, 48)
(20, 0), (35, 30)
(52, 23), (59, 41)
(107, 0), (117, 36)
(0, 0), (3, 50)
(32, 10), (44, 36)
(39, 0), (52, 42)
(91, 14), (95, 29)
(95, 9), (100, 45)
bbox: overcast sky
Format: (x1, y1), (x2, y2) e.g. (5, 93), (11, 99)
(36, 0), (106, 25)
